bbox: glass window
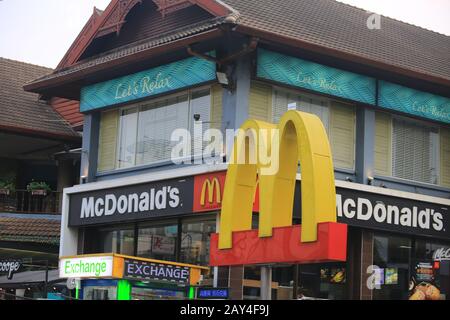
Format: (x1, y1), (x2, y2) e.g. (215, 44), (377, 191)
(413, 239), (449, 300)
(83, 285), (117, 300)
(100, 228), (135, 256)
(180, 219), (216, 266)
(296, 263), (347, 300)
(189, 89), (211, 157)
(373, 234), (412, 300)
(272, 87), (356, 170)
(117, 108), (138, 169)
(113, 88), (211, 170)
(136, 94), (189, 165)
(273, 89), (329, 132)
(137, 223), (178, 262)
(392, 118), (439, 184)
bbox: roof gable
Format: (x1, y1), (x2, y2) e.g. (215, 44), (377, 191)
(58, 0), (232, 68)
(79, 0), (216, 61)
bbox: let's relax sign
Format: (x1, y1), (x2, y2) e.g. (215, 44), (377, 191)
(80, 54), (216, 112)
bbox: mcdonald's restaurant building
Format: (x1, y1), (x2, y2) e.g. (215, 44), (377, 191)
(24, 0), (450, 300)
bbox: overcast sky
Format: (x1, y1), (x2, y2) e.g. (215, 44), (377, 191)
(0, 0), (449, 68)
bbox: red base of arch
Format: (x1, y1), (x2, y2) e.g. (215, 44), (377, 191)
(209, 222), (348, 266)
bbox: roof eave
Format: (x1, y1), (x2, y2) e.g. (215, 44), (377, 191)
(0, 124), (81, 143)
(235, 25), (450, 89)
(23, 27), (224, 97)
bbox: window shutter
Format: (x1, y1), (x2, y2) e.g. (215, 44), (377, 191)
(190, 90), (211, 157)
(374, 112), (392, 176)
(272, 89), (289, 124)
(392, 119), (435, 184)
(440, 127), (450, 187)
(210, 84), (223, 131)
(98, 109), (119, 172)
(249, 82), (272, 122)
(330, 101), (356, 170)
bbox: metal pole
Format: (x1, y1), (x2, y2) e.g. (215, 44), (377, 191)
(213, 213), (220, 288)
(260, 266), (272, 300)
(44, 260), (49, 299)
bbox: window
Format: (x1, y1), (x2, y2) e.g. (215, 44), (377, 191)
(180, 219), (216, 266)
(271, 87), (356, 170)
(137, 223), (178, 262)
(376, 112), (450, 187)
(101, 88), (212, 171)
(373, 234), (412, 300)
(392, 118), (439, 184)
(273, 88), (329, 131)
(100, 228), (135, 256)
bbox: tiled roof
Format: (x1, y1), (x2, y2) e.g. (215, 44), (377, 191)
(0, 57), (80, 138)
(0, 216), (60, 245)
(26, 0), (450, 89)
(222, 0), (450, 82)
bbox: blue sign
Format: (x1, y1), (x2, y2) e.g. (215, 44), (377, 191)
(197, 288), (229, 299)
(80, 54), (216, 112)
(257, 49), (376, 105)
(379, 81), (450, 124)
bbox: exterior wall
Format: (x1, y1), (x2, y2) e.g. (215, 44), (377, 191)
(62, 37), (450, 300)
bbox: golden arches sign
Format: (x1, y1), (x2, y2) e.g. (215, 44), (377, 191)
(210, 110), (347, 266)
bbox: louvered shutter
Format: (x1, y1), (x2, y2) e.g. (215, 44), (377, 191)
(330, 101), (355, 170)
(392, 119), (436, 184)
(190, 89), (211, 157)
(440, 127), (450, 187)
(249, 82), (272, 122)
(210, 84), (223, 131)
(374, 112), (392, 176)
(98, 109), (119, 172)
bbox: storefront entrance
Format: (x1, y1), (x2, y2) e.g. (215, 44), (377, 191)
(59, 254), (209, 301)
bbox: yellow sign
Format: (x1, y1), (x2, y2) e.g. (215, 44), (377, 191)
(201, 177), (222, 206)
(219, 110), (337, 249)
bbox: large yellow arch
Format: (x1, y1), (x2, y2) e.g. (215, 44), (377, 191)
(219, 110), (337, 249)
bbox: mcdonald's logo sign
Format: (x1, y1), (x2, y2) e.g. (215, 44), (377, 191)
(193, 172), (259, 213)
(210, 110), (348, 266)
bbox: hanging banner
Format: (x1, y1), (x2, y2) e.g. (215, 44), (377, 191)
(257, 48), (376, 105)
(80, 54), (216, 112)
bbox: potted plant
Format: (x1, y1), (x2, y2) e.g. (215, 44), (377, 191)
(0, 180), (15, 196)
(26, 181), (51, 196)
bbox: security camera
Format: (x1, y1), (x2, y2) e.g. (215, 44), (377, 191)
(193, 114), (201, 121)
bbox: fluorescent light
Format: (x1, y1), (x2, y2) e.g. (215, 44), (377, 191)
(216, 72), (229, 85)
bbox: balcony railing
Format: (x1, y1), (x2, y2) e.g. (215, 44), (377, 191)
(0, 190), (61, 214)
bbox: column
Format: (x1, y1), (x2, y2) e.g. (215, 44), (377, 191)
(355, 107), (375, 184)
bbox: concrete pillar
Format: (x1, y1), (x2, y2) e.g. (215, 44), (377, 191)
(80, 113), (100, 183)
(360, 230), (374, 300)
(56, 159), (75, 212)
(222, 56), (252, 160)
(355, 107), (375, 184)
(261, 266), (272, 300)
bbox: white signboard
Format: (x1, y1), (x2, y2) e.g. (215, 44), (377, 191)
(59, 256), (114, 279)
(433, 248), (450, 262)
